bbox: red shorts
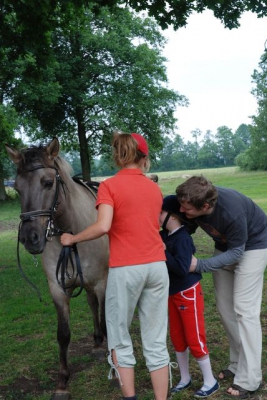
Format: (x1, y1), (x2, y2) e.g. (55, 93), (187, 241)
(168, 282), (209, 358)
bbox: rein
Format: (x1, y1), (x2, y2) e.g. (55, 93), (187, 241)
(56, 242), (84, 298)
(17, 164), (92, 300)
(17, 221), (43, 302)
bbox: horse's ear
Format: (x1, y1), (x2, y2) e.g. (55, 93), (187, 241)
(5, 144), (22, 165)
(46, 137), (60, 159)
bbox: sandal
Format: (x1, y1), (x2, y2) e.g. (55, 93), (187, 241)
(218, 369), (235, 380)
(226, 384), (253, 399)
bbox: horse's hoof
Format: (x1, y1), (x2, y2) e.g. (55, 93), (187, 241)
(51, 393), (71, 400)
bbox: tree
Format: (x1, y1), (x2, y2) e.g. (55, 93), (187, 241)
(127, 0), (267, 29)
(237, 52), (267, 170)
(1, 0), (267, 53)
(235, 123), (251, 147)
(197, 130), (221, 168)
(215, 126), (237, 166)
(182, 140), (199, 169)
(0, 105), (22, 200)
(61, 151), (82, 176)
(9, 6), (186, 180)
(191, 128), (201, 145)
(156, 136), (177, 171)
(2, 1), (264, 179)
(1, 0), (267, 98)
(231, 124), (249, 160)
(170, 134), (188, 170)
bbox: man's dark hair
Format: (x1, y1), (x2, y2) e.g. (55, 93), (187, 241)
(176, 175), (218, 210)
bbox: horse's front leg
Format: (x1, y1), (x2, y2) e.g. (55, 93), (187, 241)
(86, 284), (107, 358)
(51, 292), (71, 399)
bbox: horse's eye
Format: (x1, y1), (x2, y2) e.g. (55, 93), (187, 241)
(44, 180), (54, 190)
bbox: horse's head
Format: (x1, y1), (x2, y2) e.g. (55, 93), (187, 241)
(5, 137), (66, 254)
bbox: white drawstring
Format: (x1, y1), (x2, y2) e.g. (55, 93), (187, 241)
(107, 352), (123, 386)
(169, 361), (178, 388)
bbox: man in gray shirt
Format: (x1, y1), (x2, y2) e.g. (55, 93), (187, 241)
(176, 175), (267, 399)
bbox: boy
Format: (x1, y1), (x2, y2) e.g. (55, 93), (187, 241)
(159, 195), (219, 398)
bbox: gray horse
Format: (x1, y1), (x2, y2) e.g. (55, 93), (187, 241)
(6, 137), (109, 399)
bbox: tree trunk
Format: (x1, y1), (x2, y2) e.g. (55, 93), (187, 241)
(76, 106), (91, 181)
(0, 179), (7, 201)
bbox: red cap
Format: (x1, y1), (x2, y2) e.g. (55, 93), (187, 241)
(131, 133), (149, 156)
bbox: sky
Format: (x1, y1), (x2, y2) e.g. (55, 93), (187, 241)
(162, 10), (267, 142)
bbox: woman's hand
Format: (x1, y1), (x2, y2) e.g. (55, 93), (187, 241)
(60, 233), (75, 247)
(59, 204), (113, 247)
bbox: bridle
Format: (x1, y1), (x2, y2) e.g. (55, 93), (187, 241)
(19, 164), (64, 240)
(17, 164), (84, 300)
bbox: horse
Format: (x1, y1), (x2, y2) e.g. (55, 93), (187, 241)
(147, 174), (159, 183)
(5, 137), (109, 400)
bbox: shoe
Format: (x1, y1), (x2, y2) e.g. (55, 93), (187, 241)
(226, 384), (255, 399)
(218, 369), (235, 380)
(194, 381), (220, 398)
(171, 379), (192, 393)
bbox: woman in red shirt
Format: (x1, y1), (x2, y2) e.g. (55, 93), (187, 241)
(61, 132), (170, 400)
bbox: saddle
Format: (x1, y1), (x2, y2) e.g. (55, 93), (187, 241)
(72, 176), (100, 197)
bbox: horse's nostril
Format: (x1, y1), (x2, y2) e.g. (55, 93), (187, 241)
(30, 232), (39, 245)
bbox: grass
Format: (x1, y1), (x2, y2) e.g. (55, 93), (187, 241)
(1, 166), (267, 399)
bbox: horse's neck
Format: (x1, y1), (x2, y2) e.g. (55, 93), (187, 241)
(57, 178), (97, 231)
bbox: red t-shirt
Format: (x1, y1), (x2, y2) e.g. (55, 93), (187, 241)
(96, 168), (166, 267)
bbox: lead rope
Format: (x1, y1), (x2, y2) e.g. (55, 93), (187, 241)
(17, 222), (42, 302)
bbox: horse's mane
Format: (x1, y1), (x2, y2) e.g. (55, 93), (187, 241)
(17, 144), (73, 180)
(54, 156), (74, 179)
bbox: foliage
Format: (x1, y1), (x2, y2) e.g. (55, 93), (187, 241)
(236, 51), (267, 170)
(58, 122), (251, 176)
(6, 6), (185, 181)
(1, 0), (266, 179)
(125, 0), (267, 29)
(59, 123), (251, 175)
(197, 131), (221, 168)
(153, 124), (251, 172)
(1, 0), (267, 52)
(0, 105), (22, 201)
